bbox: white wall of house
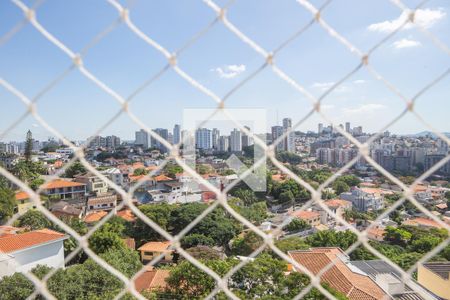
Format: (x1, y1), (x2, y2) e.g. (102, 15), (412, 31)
(0, 239), (66, 278)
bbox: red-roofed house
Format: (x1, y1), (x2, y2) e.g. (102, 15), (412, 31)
(134, 267), (169, 293)
(289, 248), (387, 300)
(41, 179), (86, 200)
(403, 217), (445, 229)
(138, 241), (173, 263)
(0, 229), (68, 278)
(290, 210), (321, 227)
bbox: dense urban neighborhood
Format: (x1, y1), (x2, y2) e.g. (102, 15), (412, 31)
(0, 120), (449, 300)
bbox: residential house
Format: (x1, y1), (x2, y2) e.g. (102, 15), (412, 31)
(51, 201), (84, 219)
(41, 179), (86, 200)
(351, 259), (436, 299)
(75, 172), (108, 195)
(137, 241), (173, 263)
(418, 262), (450, 300)
(84, 211), (108, 225)
(340, 187), (384, 212)
(14, 191), (42, 215)
(0, 229), (67, 278)
(323, 198), (352, 223)
(403, 217), (445, 230)
(87, 193), (117, 212)
(102, 167), (126, 189)
(290, 210), (321, 227)
(134, 267), (169, 293)
(288, 248), (387, 300)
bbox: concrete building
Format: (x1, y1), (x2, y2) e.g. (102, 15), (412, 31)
(152, 128), (169, 153)
(218, 135), (229, 152)
(173, 124), (181, 145)
(340, 187), (384, 212)
(271, 125), (284, 152)
(135, 129), (149, 149)
(195, 128), (212, 150)
(230, 129), (242, 153)
(0, 229), (67, 278)
(418, 262), (450, 299)
(106, 135), (121, 149)
(75, 173), (108, 195)
(212, 128), (220, 150)
(138, 241), (173, 264)
(41, 179), (86, 200)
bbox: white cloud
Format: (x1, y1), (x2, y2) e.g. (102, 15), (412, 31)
(353, 79), (366, 84)
(311, 82), (349, 93)
(392, 38), (422, 49)
(368, 8), (446, 33)
(211, 64), (246, 79)
(32, 123), (39, 128)
(342, 103), (386, 115)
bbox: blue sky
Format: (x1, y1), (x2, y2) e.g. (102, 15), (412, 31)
(1, 0), (449, 141)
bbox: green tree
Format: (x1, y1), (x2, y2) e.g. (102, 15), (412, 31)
(332, 180), (350, 195)
(231, 188), (258, 206)
(64, 161), (86, 178)
(231, 253), (309, 299)
(166, 259), (234, 298)
(181, 233), (215, 248)
(279, 190), (294, 207)
(133, 168), (148, 176)
(410, 235), (442, 253)
(306, 230), (357, 251)
(384, 226), (412, 246)
(231, 231), (264, 256)
(47, 259), (124, 299)
(100, 247), (142, 278)
(0, 177), (15, 224)
(88, 229), (126, 254)
(275, 237), (310, 253)
(0, 265), (51, 300)
(16, 209), (52, 230)
(283, 218), (311, 233)
(133, 203), (174, 243)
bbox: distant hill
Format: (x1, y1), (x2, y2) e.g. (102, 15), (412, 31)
(403, 131), (450, 138)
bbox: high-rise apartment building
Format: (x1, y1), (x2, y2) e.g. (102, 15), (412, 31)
(195, 128), (212, 150)
(241, 126), (253, 148)
(135, 129), (149, 149)
(230, 129), (242, 153)
(152, 128), (169, 153)
(345, 122), (351, 133)
(271, 126), (284, 152)
(318, 123), (324, 135)
(218, 135), (229, 152)
(212, 128), (220, 150)
(173, 124), (181, 145)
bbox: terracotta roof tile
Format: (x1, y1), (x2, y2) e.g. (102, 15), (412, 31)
(84, 211), (108, 223)
(325, 199), (352, 208)
(15, 191), (30, 201)
(289, 248), (387, 300)
(134, 268), (169, 292)
(117, 209), (136, 222)
(290, 210), (320, 220)
(138, 241), (172, 252)
(0, 229), (66, 253)
(42, 179), (86, 189)
(154, 175), (173, 182)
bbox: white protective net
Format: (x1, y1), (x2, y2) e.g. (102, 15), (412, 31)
(0, 0), (449, 299)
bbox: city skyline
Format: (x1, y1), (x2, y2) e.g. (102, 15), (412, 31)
(1, 1), (450, 141)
